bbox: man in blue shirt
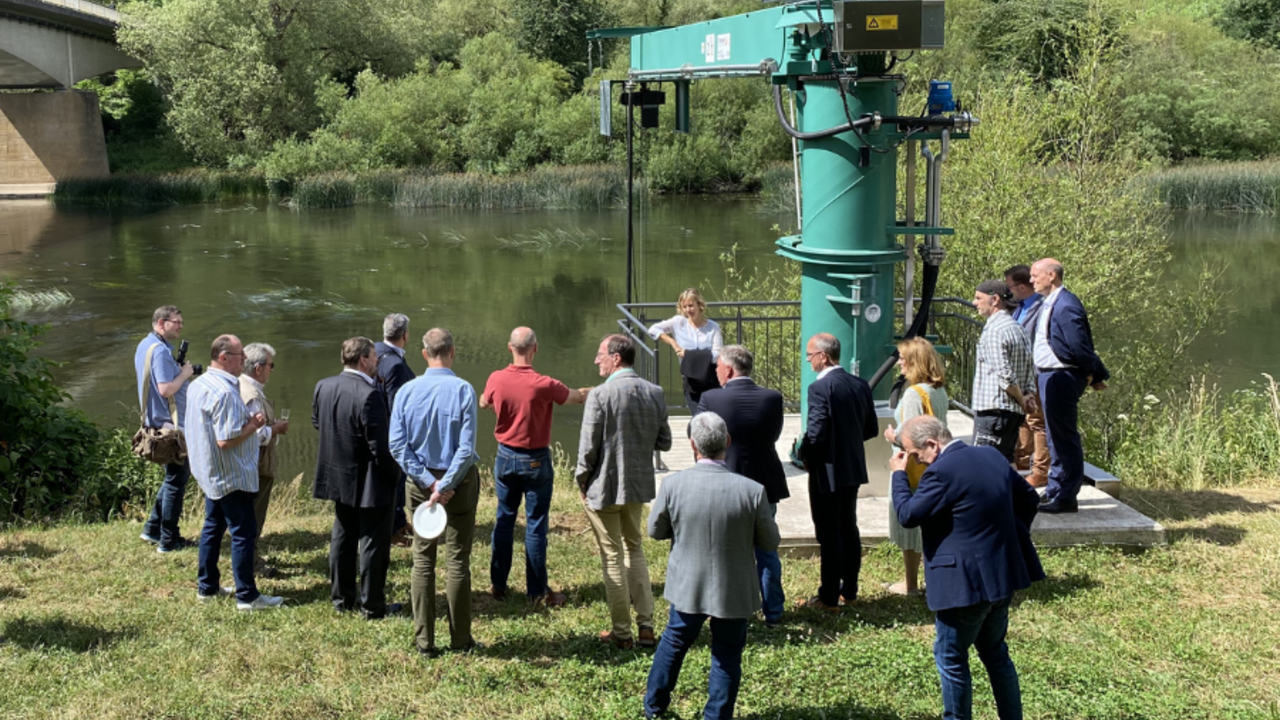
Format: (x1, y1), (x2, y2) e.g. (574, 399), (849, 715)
(134, 305), (197, 553)
(389, 328), (480, 655)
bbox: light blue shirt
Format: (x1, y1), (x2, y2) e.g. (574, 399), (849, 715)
(134, 332), (187, 428)
(389, 368), (478, 493)
(184, 368), (258, 500)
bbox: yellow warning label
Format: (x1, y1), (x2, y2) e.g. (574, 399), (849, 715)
(866, 14), (899, 30)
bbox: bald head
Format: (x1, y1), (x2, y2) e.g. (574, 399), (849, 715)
(1030, 258), (1065, 295)
(508, 326), (538, 365)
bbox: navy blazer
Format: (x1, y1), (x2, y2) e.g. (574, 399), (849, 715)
(892, 441), (1045, 612)
(697, 378), (789, 504)
(375, 341), (416, 408)
(312, 372), (400, 508)
(1044, 289), (1109, 382)
(801, 367), (878, 494)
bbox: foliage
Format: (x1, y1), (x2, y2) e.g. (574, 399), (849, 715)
(969, 0), (1129, 85)
(0, 285), (158, 523)
(392, 165), (631, 210)
(1215, 0), (1280, 49)
(1143, 160), (1280, 213)
(52, 172), (266, 207)
(75, 69), (167, 143)
(510, 0), (614, 85)
(1113, 375), (1280, 489)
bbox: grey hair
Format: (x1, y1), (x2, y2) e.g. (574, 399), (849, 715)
(901, 415), (952, 450)
(509, 327), (537, 351)
(244, 343), (276, 372)
(719, 345), (753, 376)
(689, 411), (730, 459)
(423, 328), (454, 359)
(383, 313), (410, 342)
(811, 333), (841, 363)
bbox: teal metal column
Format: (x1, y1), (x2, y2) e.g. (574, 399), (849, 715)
(777, 75), (901, 412)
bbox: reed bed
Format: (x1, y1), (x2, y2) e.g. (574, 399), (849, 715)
(393, 165), (632, 210)
(1144, 161), (1280, 214)
(1, 288), (75, 313)
(52, 171), (266, 207)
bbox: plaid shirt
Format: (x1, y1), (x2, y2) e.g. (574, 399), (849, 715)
(972, 311), (1035, 414)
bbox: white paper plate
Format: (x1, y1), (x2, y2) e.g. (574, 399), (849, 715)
(413, 502), (447, 540)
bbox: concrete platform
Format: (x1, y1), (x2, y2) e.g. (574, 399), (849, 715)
(657, 412), (1165, 553)
(0, 183), (55, 198)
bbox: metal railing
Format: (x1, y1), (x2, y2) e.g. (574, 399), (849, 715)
(617, 297), (984, 412)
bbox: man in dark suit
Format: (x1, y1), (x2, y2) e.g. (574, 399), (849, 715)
(697, 344), (788, 626)
(312, 336), (401, 619)
(891, 415), (1044, 720)
(1005, 265), (1049, 488)
(797, 333), (878, 612)
(1030, 258), (1109, 513)
(376, 313), (416, 543)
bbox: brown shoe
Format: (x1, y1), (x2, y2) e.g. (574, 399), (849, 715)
(797, 595), (841, 613)
(636, 626), (657, 647)
(598, 630), (634, 649)
(531, 591), (567, 610)
(488, 585), (509, 601)
(391, 526), (413, 548)
(1027, 474), (1048, 489)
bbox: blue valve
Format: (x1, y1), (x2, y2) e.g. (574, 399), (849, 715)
(927, 80), (955, 115)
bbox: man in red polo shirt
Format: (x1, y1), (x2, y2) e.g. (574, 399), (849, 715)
(481, 326), (589, 608)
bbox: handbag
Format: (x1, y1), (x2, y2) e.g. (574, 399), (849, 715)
(904, 384), (935, 490)
(131, 343), (187, 465)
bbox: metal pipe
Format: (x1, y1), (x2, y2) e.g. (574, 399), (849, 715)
(903, 139), (916, 328)
(629, 61), (775, 80)
(626, 90), (635, 304)
(773, 83), (875, 140)
(789, 89), (802, 231)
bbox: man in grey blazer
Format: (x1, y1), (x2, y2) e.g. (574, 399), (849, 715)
(645, 412), (781, 720)
(576, 334), (673, 648)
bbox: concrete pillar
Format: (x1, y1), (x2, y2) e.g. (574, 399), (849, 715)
(0, 90), (109, 196)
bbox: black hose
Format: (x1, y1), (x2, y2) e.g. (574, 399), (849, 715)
(772, 84), (874, 140)
(870, 259), (939, 399)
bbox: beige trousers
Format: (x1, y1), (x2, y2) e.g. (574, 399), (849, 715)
(583, 501), (654, 640)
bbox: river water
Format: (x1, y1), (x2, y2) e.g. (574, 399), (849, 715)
(0, 199), (1273, 482)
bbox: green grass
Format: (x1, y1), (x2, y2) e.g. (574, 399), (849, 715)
(3, 469), (1280, 719)
(51, 171), (267, 207)
(1144, 161), (1280, 214)
(393, 165), (634, 211)
(0, 288), (74, 314)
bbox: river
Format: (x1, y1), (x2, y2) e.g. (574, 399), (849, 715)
(0, 199), (1272, 483)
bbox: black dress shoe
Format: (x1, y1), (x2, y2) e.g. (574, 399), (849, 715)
(364, 602), (404, 620)
(1039, 499), (1079, 514)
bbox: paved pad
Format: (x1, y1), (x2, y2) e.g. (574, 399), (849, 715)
(659, 412), (1165, 554)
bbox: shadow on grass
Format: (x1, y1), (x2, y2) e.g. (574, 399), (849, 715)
(1166, 523), (1249, 546)
(1, 615), (137, 653)
(0, 542), (57, 561)
(1125, 489), (1279, 522)
(1015, 571), (1101, 605)
(741, 701), (935, 720)
(0, 586), (27, 600)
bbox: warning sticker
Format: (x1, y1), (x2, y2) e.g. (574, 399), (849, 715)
(866, 14), (899, 30)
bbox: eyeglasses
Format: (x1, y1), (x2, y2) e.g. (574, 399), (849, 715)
(163, 318), (183, 326)
(805, 350), (825, 359)
(268, 362), (275, 369)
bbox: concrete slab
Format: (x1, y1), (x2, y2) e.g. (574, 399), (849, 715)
(0, 183), (54, 197)
(657, 412), (1165, 553)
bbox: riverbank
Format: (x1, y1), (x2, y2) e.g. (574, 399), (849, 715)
(50, 165), (638, 211)
(1, 468), (1277, 719)
(1143, 160), (1280, 214)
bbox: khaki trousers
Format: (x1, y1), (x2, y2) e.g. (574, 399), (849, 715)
(252, 473), (274, 564)
(1015, 402), (1050, 484)
(408, 466), (479, 652)
(583, 500), (654, 640)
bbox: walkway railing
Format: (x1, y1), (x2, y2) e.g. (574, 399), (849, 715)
(617, 297), (984, 412)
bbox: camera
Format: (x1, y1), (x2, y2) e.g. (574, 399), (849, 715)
(176, 340), (204, 377)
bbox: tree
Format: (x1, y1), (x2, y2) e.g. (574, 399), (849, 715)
(510, 0), (614, 85)
(1216, 0), (1280, 50)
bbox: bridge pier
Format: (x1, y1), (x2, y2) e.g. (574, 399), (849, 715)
(0, 90), (108, 197)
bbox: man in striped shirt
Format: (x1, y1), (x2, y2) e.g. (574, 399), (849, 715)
(185, 334), (284, 611)
(971, 280), (1037, 463)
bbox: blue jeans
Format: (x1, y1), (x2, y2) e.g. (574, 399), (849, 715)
(645, 606), (748, 720)
(756, 503), (785, 622)
(933, 597), (1022, 720)
(490, 445), (555, 599)
(197, 491), (259, 603)
(144, 458), (190, 547)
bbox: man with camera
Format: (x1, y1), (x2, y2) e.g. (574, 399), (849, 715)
(135, 305), (199, 554)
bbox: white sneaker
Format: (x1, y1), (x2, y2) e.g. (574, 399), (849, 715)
(237, 594), (285, 611)
(196, 587), (234, 602)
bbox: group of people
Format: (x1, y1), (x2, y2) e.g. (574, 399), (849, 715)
(130, 257), (1103, 720)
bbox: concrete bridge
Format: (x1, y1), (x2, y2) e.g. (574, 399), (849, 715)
(1, 0), (142, 195)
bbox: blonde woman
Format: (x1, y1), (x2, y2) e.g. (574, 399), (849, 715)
(649, 288), (723, 414)
(882, 337), (949, 596)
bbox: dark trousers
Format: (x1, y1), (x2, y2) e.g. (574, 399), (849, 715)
(644, 606), (749, 720)
(145, 458), (191, 547)
(1039, 369), (1089, 506)
(197, 491), (259, 603)
(392, 470), (408, 532)
(808, 480), (860, 606)
(330, 501), (394, 617)
(973, 410), (1025, 462)
(934, 597), (1023, 720)
(409, 466), (480, 652)
(490, 445), (555, 599)
(252, 473), (274, 564)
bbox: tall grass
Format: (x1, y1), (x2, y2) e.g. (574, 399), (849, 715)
(1144, 161), (1280, 214)
(52, 171), (266, 207)
(394, 165), (633, 210)
(1113, 374), (1280, 490)
(1, 288), (74, 314)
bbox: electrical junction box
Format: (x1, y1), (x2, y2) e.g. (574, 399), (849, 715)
(831, 0), (945, 53)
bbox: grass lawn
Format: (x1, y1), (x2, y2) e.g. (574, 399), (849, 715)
(2, 477), (1279, 719)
